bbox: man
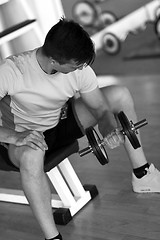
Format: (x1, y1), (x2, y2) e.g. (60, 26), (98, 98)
(0, 18), (159, 240)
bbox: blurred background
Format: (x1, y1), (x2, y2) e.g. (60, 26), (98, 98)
(61, 0), (160, 76)
(0, 0), (160, 76)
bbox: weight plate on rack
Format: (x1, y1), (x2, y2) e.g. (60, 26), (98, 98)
(72, 1), (98, 27)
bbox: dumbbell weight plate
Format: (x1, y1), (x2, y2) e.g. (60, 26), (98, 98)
(118, 111), (141, 149)
(86, 127), (109, 165)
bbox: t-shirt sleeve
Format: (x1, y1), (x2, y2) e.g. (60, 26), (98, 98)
(0, 59), (17, 98)
(77, 66), (98, 93)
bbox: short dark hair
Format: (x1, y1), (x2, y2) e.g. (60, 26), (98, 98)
(42, 17), (95, 65)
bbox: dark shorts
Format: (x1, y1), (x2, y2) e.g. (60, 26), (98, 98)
(0, 98), (85, 171)
(44, 98), (85, 157)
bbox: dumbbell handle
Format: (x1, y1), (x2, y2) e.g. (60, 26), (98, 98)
(79, 146), (93, 157)
(129, 119), (148, 133)
(134, 119), (148, 130)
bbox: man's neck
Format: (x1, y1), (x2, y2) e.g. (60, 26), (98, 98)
(36, 48), (57, 74)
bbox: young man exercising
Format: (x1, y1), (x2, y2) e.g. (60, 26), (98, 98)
(0, 18), (159, 240)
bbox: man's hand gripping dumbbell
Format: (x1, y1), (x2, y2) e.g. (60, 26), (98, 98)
(79, 111), (148, 165)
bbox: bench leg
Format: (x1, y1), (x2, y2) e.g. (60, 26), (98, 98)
(0, 158), (98, 225)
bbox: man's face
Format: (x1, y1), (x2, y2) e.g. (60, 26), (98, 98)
(51, 59), (86, 74)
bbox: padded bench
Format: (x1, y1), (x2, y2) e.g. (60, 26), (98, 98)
(0, 140), (98, 225)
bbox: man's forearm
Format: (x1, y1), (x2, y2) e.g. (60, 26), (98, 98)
(97, 110), (117, 137)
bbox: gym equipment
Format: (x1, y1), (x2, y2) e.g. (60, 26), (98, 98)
(0, 140), (98, 225)
(79, 111), (148, 165)
(72, 0), (117, 34)
(102, 32), (121, 55)
(91, 0), (160, 55)
(0, 0), (44, 59)
(80, 126), (109, 165)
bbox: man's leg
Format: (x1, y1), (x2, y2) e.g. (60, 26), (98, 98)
(8, 145), (60, 239)
(75, 85), (160, 193)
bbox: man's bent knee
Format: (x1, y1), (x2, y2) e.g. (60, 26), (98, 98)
(101, 85), (135, 113)
(8, 145), (45, 173)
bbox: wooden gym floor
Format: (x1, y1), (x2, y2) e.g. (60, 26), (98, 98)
(0, 26), (160, 240)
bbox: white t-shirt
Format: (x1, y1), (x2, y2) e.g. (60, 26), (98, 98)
(0, 49), (98, 132)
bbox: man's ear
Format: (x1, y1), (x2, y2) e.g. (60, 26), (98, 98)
(50, 58), (59, 65)
(49, 57), (54, 64)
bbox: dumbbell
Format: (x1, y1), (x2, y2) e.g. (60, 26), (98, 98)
(79, 111), (148, 165)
